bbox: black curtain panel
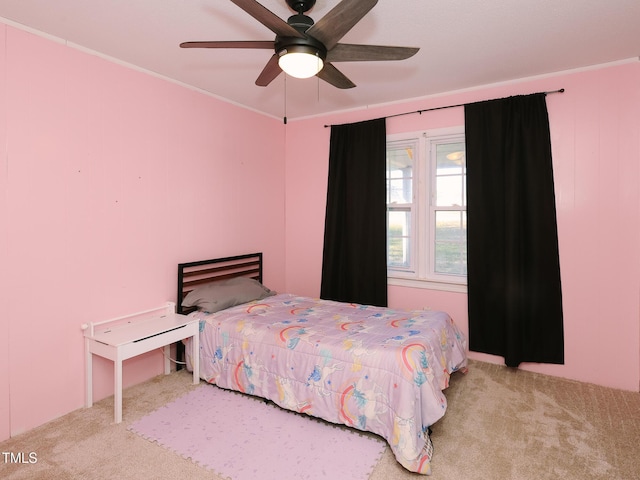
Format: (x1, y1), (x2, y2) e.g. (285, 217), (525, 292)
(465, 93), (564, 367)
(320, 118), (388, 307)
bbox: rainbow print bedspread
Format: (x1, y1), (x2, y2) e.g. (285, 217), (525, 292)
(184, 293), (467, 475)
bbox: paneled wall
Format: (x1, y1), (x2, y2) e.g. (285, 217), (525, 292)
(0, 24), (287, 440)
(284, 60), (640, 392)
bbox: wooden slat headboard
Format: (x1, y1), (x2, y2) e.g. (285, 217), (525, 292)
(176, 252), (263, 315)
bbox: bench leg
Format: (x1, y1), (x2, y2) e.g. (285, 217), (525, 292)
(114, 354), (123, 424)
(163, 344), (172, 374)
(85, 339), (93, 408)
(192, 332), (199, 385)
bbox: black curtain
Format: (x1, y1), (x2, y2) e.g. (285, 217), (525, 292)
(320, 118), (388, 307)
(465, 93), (564, 367)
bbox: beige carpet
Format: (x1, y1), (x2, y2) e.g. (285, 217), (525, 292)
(1, 360), (638, 480)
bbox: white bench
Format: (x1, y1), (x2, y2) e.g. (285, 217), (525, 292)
(83, 302), (199, 423)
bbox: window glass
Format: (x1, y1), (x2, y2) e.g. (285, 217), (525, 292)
(435, 142), (466, 207)
(388, 209), (412, 269)
(434, 210), (467, 275)
(386, 146), (413, 204)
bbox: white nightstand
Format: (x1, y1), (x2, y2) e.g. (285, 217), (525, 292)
(83, 302), (200, 423)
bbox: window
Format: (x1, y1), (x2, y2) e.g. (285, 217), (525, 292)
(386, 127), (467, 291)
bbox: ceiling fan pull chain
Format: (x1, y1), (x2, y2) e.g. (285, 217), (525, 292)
(283, 74), (288, 124)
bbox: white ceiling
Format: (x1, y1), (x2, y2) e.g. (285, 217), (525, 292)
(0, 0), (639, 120)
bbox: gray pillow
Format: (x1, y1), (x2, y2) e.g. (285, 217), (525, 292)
(181, 277), (276, 313)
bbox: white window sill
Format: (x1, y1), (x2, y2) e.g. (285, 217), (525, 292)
(388, 276), (467, 294)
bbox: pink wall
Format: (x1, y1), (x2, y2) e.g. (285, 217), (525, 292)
(285, 61), (640, 393)
(0, 25), (287, 441)
(0, 26), (9, 442)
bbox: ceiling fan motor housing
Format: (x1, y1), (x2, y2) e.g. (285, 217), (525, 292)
(275, 33), (327, 62)
(277, 10), (325, 61)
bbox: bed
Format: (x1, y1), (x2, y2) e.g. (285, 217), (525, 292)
(177, 252), (467, 475)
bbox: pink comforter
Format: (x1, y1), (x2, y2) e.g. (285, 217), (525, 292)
(185, 293), (467, 475)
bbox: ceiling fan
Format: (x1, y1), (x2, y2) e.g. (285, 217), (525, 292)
(180, 0), (419, 89)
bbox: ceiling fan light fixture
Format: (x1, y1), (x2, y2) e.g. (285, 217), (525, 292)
(278, 45), (325, 79)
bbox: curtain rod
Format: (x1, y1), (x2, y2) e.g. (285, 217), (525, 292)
(323, 88), (565, 128)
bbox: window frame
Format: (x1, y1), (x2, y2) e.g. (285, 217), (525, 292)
(386, 127), (467, 293)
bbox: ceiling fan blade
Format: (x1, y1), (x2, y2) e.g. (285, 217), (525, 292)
(230, 0), (304, 38)
(180, 41), (274, 49)
(306, 0), (378, 50)
(256, 54), (283, 86)
(327, 43), (419, 62)
(316, 63), (356, 89)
